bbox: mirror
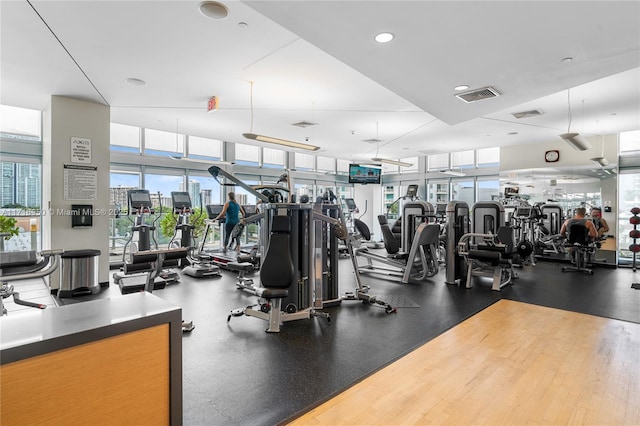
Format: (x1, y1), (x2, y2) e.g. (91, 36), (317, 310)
(499, 164), (617, 266)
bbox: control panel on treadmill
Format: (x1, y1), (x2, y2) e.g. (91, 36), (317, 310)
(206, 204), (224, 220)
(171, 192), (192, 212)
(405, 184), (418, 198)
(514, 206), (532, 218)
(344, 198), (357, 212)
(128, 190), (152, 212)
(242, 205), (257, 218)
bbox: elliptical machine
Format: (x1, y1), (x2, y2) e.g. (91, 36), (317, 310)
(113, 189), (179, 293)
(169, 191), (221, 278)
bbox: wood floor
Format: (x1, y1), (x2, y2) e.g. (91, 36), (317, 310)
(289, 300), (640, 425)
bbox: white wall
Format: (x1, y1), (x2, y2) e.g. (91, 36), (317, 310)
(352, 184), (383, 241)
(43, 96), (110, 287)
(501, 134), (617, 171)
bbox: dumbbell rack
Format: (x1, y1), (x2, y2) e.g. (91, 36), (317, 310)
(630, 207), (639, 289)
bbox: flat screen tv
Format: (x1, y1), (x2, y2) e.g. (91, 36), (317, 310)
(348, 164), (381, 185)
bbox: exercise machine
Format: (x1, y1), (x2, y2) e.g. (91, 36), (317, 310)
(169, 191), (221, 278)
(119, 246), (194, 332)
(209, 165), (396, 332)
(457, 201), (518, 291)
(444, 200), (470, 285)
(353, 216), (439, 283)
(1, 249), (63, 315)
(113, 189), (179, 293)
(534, 203), (566, 257)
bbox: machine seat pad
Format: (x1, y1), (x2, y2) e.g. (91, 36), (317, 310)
(124, 262), (154, 274)
(1, 251), (38, 268)
(468, 250), (501, 265)
(476, 244), (507, 254)
(256, 288), (288, 299)
(227, 261), (254, 272)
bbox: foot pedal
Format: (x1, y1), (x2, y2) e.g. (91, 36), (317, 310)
(227, 308), (245, 321)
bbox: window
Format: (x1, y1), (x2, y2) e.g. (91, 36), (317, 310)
(400, 157), (419, 173)
(428, 153), (449, 171)
(235, 143), (260, 166)
(294, 153), (315, 171)
(263, 147), (285, 169)
(618, 171), (640, 264)
(337, 159), (350, 174)
(478, 147), (500, 166)
(427, 180), (449, 205)
(316, 156), (335, 172)
(144, 128), (184, 156)
(188, 135), (222, 160)
(0, 104), (41, 141)
(109, 171), (141, 263)
(451, 179), (475, 206)
(451, 150), (475, 169)
(144, 170), (185, 246)
(0, 160), (42, 251)
(620, 130), (640, 154)
(477, 178), (500, 201)
(110, 123), (140, 153)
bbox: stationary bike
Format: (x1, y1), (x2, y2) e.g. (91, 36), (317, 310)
(113, 189), (179, 293)
(168, 191), (221, 278)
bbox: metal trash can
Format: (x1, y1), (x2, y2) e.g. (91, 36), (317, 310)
(58, 249), (101, 298)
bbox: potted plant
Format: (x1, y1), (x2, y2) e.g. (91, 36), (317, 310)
(0, 215), (20, 251)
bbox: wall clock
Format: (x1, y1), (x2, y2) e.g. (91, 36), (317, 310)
(545, 150), (560, 163)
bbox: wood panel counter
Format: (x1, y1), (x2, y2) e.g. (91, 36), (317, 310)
(0, 292), (183, 425)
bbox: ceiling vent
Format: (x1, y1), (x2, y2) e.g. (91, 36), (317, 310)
(455, 86), (501, 103)
(291, 121), (318, 128)
(362, 138), (382, 144)
(511, 109), (544, 119)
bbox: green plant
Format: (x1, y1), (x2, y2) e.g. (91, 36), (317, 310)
(0, 216), (20, 240)
(159, 208), (207, 243)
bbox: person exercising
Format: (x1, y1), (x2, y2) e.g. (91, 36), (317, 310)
(213, 192), (245, 254)
(560, 207), (598, 241)
(590, 207), (610, 239)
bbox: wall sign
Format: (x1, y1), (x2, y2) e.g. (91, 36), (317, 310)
(64, 164), (97, 200)
(71, 137), (92, 164)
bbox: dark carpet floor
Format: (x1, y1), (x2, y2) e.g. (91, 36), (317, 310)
(59, 253), (640, 426)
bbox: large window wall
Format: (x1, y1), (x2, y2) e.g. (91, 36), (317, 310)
(0, 105), (43, 252)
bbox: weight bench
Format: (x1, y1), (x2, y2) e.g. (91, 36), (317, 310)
(228, 215), (329, 333)
(121, 247), (194, 332)
(562, 224), (596, 274)
(458, 227), (517, 291)
(0, 249), (63, 315)
(227, 261), (257, 292)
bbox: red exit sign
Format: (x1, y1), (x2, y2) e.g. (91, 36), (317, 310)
(207, 96), (218, 112)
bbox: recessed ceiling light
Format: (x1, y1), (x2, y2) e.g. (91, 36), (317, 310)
(374, 32), (394, 43)
(454, 85), (470, 91)
(561, 57), (573, 63)
(199, 1), (229, 19)
(507, 132), (519, 135)
(125, 78), (146, 86)
(238, 21), (248, 28)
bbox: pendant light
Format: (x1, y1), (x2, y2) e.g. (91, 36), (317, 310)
(558, 89), (591, 151)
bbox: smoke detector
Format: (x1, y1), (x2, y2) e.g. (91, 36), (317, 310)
(455, 86), (501, 103)
(511, 109), (544, 119)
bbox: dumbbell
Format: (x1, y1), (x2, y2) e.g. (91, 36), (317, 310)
(630, 230), (640, 239)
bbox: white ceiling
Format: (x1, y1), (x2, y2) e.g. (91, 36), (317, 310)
(2, 0), (639, 164)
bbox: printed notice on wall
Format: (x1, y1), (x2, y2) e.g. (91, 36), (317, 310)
(64, 164), (97, 200)
(71, 137), (92, 164)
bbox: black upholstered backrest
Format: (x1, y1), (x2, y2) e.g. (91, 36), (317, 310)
(497, 226), (515, 253)
(568, 223), (589, 245)
(353, 218), (371, 241)
(260, 215), (295, 289)
(378, 215), (401, 254)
